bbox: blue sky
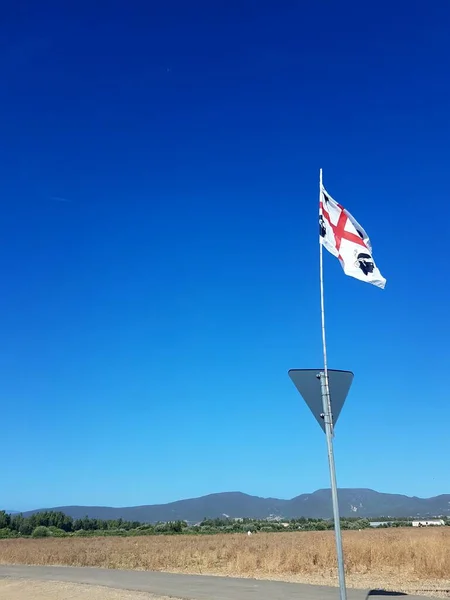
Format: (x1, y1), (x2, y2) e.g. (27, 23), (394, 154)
(1, 1), (449, 511)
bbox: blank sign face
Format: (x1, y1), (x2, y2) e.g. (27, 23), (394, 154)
(288, 369), (354, 432)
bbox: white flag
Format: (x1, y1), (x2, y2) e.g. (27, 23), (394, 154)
(319, 186), (386, 289)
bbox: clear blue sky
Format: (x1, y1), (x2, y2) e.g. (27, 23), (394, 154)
(1, 1), (448, 512)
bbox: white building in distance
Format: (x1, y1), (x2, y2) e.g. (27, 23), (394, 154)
(412, 519), (445, 527)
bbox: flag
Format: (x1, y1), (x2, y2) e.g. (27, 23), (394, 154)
(319, 186), (386, 289)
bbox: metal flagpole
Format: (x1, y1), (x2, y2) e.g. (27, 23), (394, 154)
(318, 168), (347, 600)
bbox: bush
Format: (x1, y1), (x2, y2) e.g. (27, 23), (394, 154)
(130, 527), (154, 536)
(103, 529), (127, 537)
(0, 528), (16, 539)
(32, 526), (51, 538)
(48, 526), (67, 537)
(73, 529), (87, 536)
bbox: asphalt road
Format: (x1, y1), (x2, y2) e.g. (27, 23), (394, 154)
(0, 565), (429, 600)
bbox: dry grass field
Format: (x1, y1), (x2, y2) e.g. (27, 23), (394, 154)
(0, 528), (449, 596)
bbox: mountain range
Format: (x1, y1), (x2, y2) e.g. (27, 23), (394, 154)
(17, 489), (450, 522)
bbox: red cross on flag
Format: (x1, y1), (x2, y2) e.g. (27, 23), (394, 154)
(319, 186), (386, 289)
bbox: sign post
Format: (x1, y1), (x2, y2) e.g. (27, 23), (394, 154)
(288, 368), (353, 600)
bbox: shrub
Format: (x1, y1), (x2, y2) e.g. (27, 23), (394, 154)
(48, 526), (67, 537)
(32, 526), (51, 538)
(0, 528), (15, 539)
(73, 529), (86, 536)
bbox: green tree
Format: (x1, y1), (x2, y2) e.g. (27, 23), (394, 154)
(73, 519), (83, 531)
(10, 514), (24, 533)
(168, 521), (183, 533)
(0, 511), (11, 529)
(61, 515), (74, 532)
(19, 521), (34, 536)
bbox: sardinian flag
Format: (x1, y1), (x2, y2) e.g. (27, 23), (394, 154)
(319, 186), (386, 289)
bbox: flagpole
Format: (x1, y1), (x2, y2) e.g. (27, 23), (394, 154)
(319, 168), (329, 379)
(319, 168), (347, 600)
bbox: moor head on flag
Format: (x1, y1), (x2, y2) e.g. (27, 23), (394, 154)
(319, 186), (386, 289)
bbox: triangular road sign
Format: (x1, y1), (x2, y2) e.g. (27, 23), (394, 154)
(288, 369), (353, 432)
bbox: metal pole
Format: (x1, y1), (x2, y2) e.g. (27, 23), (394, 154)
(319, 372), (347, 600)
(319, 169), (329, 379)
(319, 168), (347, 600)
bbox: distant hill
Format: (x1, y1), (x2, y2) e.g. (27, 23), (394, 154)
(21, 489), (450, 522)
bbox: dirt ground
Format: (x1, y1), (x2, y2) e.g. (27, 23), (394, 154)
(0, 580), (178, 600)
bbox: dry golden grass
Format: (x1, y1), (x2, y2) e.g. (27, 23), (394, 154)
(0, 528), (449, 596)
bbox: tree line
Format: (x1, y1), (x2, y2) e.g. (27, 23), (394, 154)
(0, 511), (142, 538)
(0, 511), (448, 539)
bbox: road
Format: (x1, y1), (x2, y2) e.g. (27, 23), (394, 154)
(0, 565), (433, 600)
